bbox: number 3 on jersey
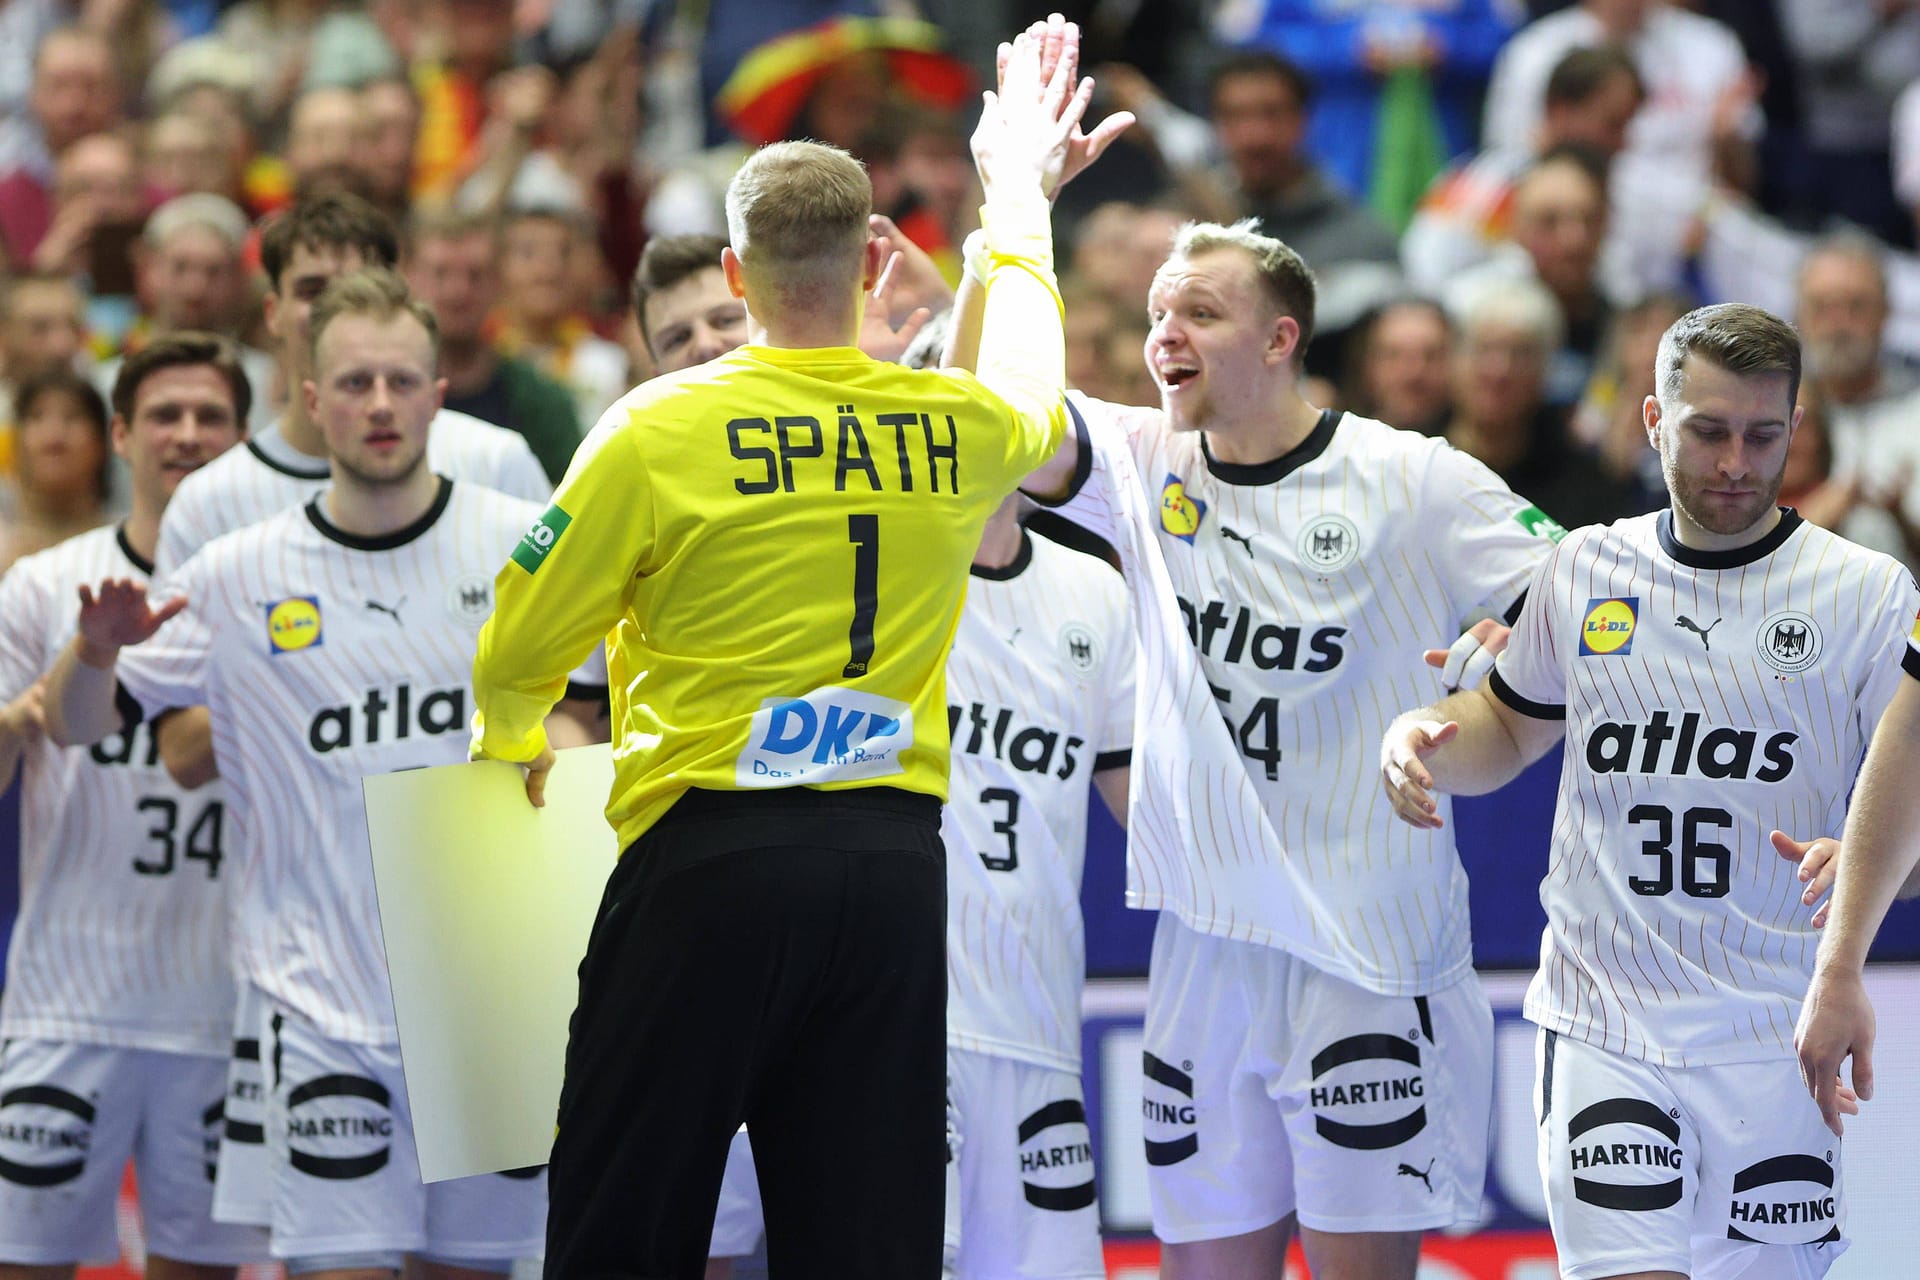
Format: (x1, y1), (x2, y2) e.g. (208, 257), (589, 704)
(844, 514), (878, 678)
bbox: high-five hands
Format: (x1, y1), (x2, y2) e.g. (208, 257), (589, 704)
(992, 14), (1135, 198)
(972, 14), (1120, 199)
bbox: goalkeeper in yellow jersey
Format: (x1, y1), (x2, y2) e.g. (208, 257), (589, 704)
(470, 18), (1128, 1279)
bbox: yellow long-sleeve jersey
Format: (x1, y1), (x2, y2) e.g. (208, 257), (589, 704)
(471, 196), (1069, 850)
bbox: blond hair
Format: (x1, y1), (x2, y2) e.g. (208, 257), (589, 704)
(1170, 219), (1318, 363)
(308, 267), (440, 368)
(724, 141), (871, 288)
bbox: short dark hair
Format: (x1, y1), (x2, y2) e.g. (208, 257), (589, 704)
(1656, 303), (1803, 408)
(1544, 46), (1642, 110)
(1208, 49), (1313, 113)
(111, 331), (252, 425)
(631, 233), (730, 341)
(1531, 141), (1610, 190)
(260, 191), (399, 291)
(14, 368), (111, 501)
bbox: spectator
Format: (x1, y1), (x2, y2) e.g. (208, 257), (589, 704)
(94, 195), (278, 430)
(1216, 0), (1518, 226)
(1773, 0), (1920, 245)
(0, 370), (112, 573)
(0, 273), (88, 475)
(1483, 0), (1760, 295)
(33, 132), (148, 359)
(142, 110), (241, 205)
(404, 208), (582, 482)
(1447, 145), (1616, 406)
(0, 27), (122, 270)
(1069, 203), (1186, 312)
(143, 37), (274, 216)
(1114, 50), (1399, 272)
(1570, 290), (1685, 514)
(1344, 296), (1454, 434)
(411, 0), (522, 198)
(216, 0), (338, 127)
(360, 75), (423, 219)
(283, 84), (369, 199)
(1404, 44), (1642, 295)
(1445, 276), (1637, 529)
(495, 206), (632, 431)
(1782, 386), (1915, 567)
(1794, 230), (1917, 467)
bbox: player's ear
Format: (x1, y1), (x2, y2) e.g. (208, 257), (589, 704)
(1643, 394), (1663, 450)
(263, 288), (281, 342)
(861, 237), (885, 293)
(110, 414), (132, 461)
(302, 378), (319, 420)
(1267, 313), (1301, 368)
(719, 247), (747, 300)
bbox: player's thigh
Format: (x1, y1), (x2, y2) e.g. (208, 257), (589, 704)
(1296, 1223), (1423, 1280)
(1140, 913), (1294, 1244)
(264, 1009), (425, 1261)
(0, 1040), (139, 1264)
(211, 986), (270, 1228)
(706, 1128), (764, 1262)
(947, 1050), (1102, 1280)
(1158, 1216), (1296, 1280)
(132, 1048), (269, 1265)
(1687, 1058), (1845, 1280)
(1276, 966), (1491, 1236)
(1535, 1030), (1697, 1280)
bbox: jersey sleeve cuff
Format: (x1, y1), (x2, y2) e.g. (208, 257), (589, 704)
(1903, 643), (1920, 683)
(1025, 396), (1092, 508)
(1093, 748), (1132, 771)
(114, 680), (148, 728)
(1488, 668), (1565, 721)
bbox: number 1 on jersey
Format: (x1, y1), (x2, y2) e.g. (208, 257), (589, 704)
(844, 514), (879, 678)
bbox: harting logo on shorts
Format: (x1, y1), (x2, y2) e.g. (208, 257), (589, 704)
(285, 1075), (394, 1179)
(1726, 1154), (1840, 1245)
(1017, 1099), (1095, 1211)
(735, 687), (912, 787)
(1308, 1034), (1426, 1150)
(1141, 1053), (1197, 1166)
(1566, 1098), (1684, 1211)
(200, 1099), (223, 1181)
(0, 1085), (94, 1186)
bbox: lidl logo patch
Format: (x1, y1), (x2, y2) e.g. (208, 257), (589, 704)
(1515, 504), (1568, 543)
(511, 504), (572, 574)
(1580, 597), (1638, 656)
(266, 596), (323, 654)
(1160, 475), (1205, 543)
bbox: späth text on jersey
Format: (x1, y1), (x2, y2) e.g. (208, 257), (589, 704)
(948, 700), (1090, 780)
(728, 406), (962, 495)
(1177, 595), (1347, 672)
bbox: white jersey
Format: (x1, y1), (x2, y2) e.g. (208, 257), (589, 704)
(945, 531), (1133, 1073)
(1047, 396), (1561, 994)
(116, 480), (548, 1044)
(154, 410), (550, 576)
(1493, 510), (1919, 1066)
(0, 526), (232, 1055)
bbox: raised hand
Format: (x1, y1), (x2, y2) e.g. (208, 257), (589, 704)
(867, 215), (954, 325)
(858, 248), (934, 363)
(993, 16), (1134, 198)
(1380, 719), (1459, 830)
(971, 21), (1096, 199)
(0, 679), (46, 746)
(74, 579), (186, 663)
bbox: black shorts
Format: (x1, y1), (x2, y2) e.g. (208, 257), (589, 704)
(544, 785), (948, 1280)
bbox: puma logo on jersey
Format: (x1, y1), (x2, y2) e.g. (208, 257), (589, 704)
(1219, 526), (1255, 556)
(1585, 710), (1798, 782)
(1178, 597), (1347, 672)
(1397, 1159), (1434, 1193)
(307, 684), (467, 754)
(364, 596), (406, 625)
(947, 701), (1085, 779)
(1675, 614), (1721, 649)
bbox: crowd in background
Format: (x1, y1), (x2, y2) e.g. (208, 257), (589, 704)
(6, 0), (1920, 577)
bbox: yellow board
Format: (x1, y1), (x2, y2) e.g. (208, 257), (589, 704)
(362, 744), (617, 1182)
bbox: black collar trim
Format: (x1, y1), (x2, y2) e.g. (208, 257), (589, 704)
(304, 476), (453, 551)
(1657, 506), (1802, 570)
(970, 531), (1033, 581)
(114, 524), (154, 576)
(1203, 408), (1340, 486)
(247, 437), (330, 481)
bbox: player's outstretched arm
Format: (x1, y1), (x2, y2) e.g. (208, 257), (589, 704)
(1798, 675), (1920, 1133)
(1380, 683), (1564, 830)
(44, 579), (184, 748)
